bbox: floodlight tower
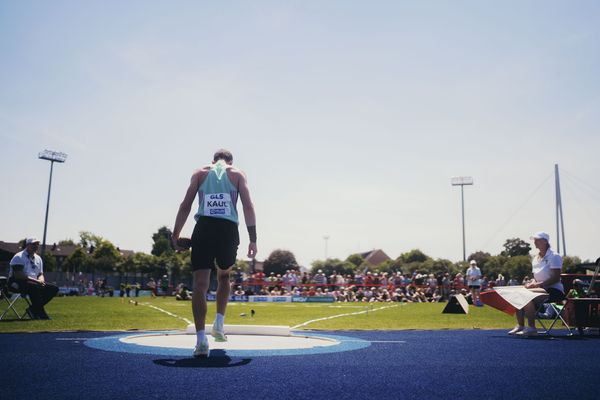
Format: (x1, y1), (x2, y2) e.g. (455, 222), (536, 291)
(451, 176), (474, 262)
(323, 235), (330, 260)
(38, 150), (67, 255)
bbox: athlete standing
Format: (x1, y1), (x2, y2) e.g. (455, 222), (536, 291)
(172, 149), (257, 358)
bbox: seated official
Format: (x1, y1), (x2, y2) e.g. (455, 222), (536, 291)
(9, 238), (59, 320)
(508, 231), (565, 337)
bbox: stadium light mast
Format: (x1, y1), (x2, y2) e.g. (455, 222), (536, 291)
(323, 235), (330, 260)
(38, 150), (67, 256)
(451, 176), (474, 262)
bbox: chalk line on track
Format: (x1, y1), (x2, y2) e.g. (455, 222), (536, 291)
(291, 304), (398, 329)
(140, 302), (193, 325)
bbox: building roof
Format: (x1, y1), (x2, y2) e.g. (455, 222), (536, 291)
(0, 241), (23, 254)
(358, 249), (392, 266)
(0, 241), (136, 259)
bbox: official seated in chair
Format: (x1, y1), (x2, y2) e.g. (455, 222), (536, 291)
(508, 231), (565, 337)
(9, 238), (59, 320)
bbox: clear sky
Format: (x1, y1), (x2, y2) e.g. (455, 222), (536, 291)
(1, 1), (599, 267)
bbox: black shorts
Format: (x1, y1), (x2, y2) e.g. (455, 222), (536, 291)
(546, 287), (565, 303)
(468, 285), (480, 289)
(191, 217), (239, 270)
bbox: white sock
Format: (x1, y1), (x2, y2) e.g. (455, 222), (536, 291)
(215, 313), (224, 325)
(196, 330), (206, 345)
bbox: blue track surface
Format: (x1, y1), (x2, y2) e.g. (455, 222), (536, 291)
(1, 330), (598, 400)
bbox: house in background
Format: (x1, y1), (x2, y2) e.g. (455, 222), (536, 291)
(0, 240), (134, 272)
(358, 249), (391, 266)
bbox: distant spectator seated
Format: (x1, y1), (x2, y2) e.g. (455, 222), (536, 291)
(258, 287), (270, 296)
(234, 286), (245, 296)
(98, 278), (113, 297)
(175, 283), (191, 301)
(8, 238), (59, 320)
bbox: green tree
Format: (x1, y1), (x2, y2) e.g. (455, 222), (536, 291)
(64, 247), (90, 274)
(429, 258), (459, 277)
(467, 251), (491, 270)
(41, 252), (57, 272)
(263, 250), (299, 276)
(346, 253), (365, 267)
(152, 226), (174, 257)
(501, 238), (531, 257)
(119, 254), (137, 283)
(90, 241), (122, 274)
(133, 252), (155, 277)
(562, 255), (582, 273)
(311, 258), (356, 277)
(480, 255), (508, 281)
(376, 259), (404, 274)
(399, 249), (430, 263)
(79, 231), (105, 250)
(504, 255), (532, 281)
(234, 259), (252, 273)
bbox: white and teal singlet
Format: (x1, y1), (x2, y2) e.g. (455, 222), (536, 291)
(194, 160), (239, 224)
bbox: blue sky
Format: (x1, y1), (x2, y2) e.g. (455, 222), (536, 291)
(1, 1), (599, 266)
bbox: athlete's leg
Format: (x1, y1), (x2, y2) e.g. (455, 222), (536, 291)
(216, 266), (233, 316)
(192, 269), (211, 331)
(210, 266), (232, 342)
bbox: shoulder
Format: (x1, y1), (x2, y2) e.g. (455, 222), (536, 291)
(548, 250), (563, 267)
(190, 166), (211, 182)
(193, 165), (211, 177)
(227, 166), (246, 178)
(226, 167), (247, 184)
(10, 250), (25, 264)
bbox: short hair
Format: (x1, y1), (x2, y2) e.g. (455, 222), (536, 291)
(213, 149), (233, 163)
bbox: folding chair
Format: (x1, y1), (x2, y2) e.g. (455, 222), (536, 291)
(536, 300), (573, 336)
(0, 276), (32, 321)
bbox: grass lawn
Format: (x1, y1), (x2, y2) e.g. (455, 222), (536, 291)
(0, 296), (520, 333)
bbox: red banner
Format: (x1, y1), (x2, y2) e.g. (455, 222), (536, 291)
(480, 290), (517, 316)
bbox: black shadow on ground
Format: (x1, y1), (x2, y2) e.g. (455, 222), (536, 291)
(153, 350), (252, 368)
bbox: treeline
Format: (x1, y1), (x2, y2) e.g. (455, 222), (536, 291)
(40, 228), (584, 282)
(39, 229), (194, 282)
(262, 238), (584, 280)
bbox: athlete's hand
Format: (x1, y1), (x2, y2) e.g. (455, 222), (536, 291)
(248, 242), (257, 259)
(172, 235), (188, 252)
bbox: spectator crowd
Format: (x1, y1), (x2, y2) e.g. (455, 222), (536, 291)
(229, 269), (524, 304)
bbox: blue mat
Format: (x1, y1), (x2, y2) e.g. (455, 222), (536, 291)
(1, 330), (598, 400)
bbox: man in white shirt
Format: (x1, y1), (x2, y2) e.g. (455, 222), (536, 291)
(466, 260), (483, 306)
(9, 238), (59, 319)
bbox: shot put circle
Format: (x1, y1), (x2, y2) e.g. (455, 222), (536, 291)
(85, 331), (370, 357)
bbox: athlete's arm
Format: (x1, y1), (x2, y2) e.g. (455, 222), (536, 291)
(172, 171), (202, 249)
(235, 170), (257, 259)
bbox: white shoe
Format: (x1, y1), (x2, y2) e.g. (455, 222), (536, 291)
(193, 339), (209, 358)
(211, 322), (228, 342)
(508, 326), (524, 335)
(516, 327), (538, 337)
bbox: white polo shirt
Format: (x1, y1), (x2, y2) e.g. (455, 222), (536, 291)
(532, 247), (564, 293)
(9, 249), (43, 279)
(466, 266), (482, 287)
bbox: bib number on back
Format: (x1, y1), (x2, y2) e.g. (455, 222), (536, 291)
(204, 193), (232, 216)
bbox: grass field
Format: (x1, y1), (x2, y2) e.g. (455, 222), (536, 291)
(0, 296), (519, 333)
